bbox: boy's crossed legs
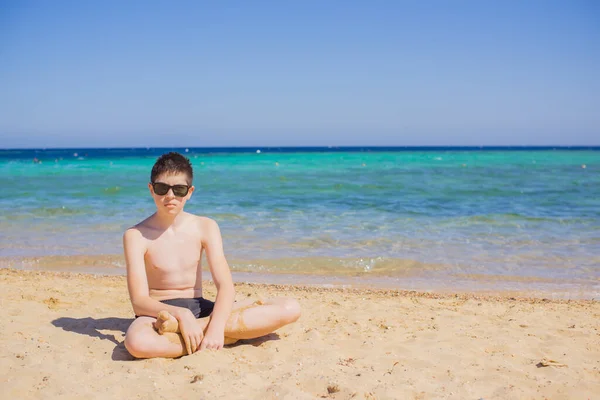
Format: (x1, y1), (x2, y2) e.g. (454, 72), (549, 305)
(124, 297), (300, 358)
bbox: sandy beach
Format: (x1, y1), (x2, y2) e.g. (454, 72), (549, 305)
(1, 268), (598, 399)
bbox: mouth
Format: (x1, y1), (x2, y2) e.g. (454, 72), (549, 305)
(165, 204), (177, 208)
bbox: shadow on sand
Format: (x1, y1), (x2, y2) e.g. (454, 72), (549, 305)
(52, 317), (135, 361)
(51, 316), (280, 360)
(231, 333), (281, 347)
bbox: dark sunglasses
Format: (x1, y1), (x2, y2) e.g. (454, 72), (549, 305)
(151, 182), (190, 197)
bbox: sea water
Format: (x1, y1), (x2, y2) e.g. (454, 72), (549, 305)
(1, 147), (598, 295)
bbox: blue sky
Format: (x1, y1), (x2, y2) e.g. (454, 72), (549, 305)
(1, 1), (598, 148)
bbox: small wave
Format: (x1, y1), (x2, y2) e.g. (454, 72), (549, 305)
(0, 255), (125, 270)
(30, 207), (86, 217)
(451, 214), (587, 226)
(499, 213), (559, 222)
(359, 184), (388, 190)
(228, 256), (445, 276)
(103, 186), (121, 194)
(212, 213), (246, 221)
(289, 236), (339, 249)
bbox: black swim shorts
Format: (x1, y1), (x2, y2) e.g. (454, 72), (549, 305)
(135, 297), (215, 319)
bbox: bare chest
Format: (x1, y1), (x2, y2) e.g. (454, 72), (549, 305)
(145, 232), (202, 274)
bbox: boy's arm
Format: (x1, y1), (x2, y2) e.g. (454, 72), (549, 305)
(123, 228), (193, 321)
(200, 218), (235, 350)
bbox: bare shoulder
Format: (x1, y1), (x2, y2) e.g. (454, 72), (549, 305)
(197, 215), (219, 229)
(187, 215), (221, 244)
(123, 216), (153, 244)
(123, 228), (146, 257)
(123, 226), (143, 241)
(183, 212), (217, 229)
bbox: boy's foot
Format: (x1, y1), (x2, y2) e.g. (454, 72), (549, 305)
(224, 337), (240, 345)
(154, 310), (179, 334)
(153, 310), (240, 345)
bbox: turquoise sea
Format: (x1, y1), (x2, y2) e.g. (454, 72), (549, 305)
(1, 147), (599, 296)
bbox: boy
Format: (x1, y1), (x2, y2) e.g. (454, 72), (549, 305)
(123, 152), (301, 358)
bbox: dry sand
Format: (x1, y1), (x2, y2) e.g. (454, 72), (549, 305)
(1, 268), (598, 399)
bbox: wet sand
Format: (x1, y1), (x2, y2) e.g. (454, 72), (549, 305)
(1, 268), (599, 399)
(2, 254), (597, 299)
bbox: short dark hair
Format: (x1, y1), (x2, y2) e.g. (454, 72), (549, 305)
(150, 152), (193, 185)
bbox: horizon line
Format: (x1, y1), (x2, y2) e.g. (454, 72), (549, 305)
(2, 145), (599, 151)
(0, 143), (600, 150)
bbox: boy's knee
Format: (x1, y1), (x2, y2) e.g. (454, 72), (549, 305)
(282, 298), (301, 323)
(124, 334), (152, 359)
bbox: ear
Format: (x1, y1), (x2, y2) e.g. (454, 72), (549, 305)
(187, 186), (195, 197)
(148, 182), (154, 195)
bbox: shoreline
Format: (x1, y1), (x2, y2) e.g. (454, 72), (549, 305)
(1, 253), (598, 300)
(2, 268), (599, 399)
(2, 268), (598, 303)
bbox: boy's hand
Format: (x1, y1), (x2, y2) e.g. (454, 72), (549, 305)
(200, 325), (225, 350)
(177, 311), (204, 355)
